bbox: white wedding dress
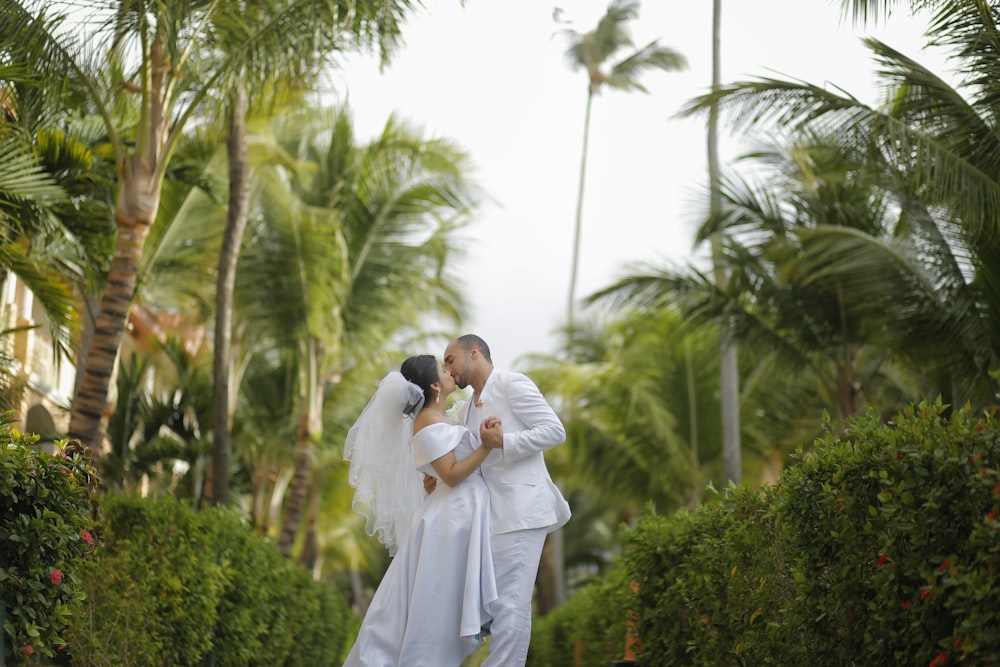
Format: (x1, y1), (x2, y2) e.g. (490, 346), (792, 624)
(343, 422), (497, 667)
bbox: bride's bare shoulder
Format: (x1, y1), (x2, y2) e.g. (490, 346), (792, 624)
(412, 413), (454, 435)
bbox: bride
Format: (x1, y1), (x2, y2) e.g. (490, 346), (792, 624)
(342, 354), (501, 667)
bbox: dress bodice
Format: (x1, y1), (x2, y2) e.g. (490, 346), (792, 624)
(411, 422), (479, 481)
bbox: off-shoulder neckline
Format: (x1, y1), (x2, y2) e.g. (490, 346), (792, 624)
(413, 421), (461, 436)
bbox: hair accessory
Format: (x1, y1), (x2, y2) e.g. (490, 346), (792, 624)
(402, 380), (425, 417)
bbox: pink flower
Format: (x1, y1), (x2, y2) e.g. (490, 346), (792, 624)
(24, 644), (33, 656)
(81, 529), (93, 547)
(50, 568), (62, 586)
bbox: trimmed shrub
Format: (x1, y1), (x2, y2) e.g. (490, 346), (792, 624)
(63, 494), (224, 666)
(61, 494), (351, 666)
(621, 484), (793, 666)
(528, 564), (633, 667)
(774, 401), (1000, 665)
(539, 401), (1000, 666)
(0, 419), (99, 665)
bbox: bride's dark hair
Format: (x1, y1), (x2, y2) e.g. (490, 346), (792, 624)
(400, 355), (438, 409)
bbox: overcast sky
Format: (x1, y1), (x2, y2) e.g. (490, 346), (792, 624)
(328, 0), (944, 368)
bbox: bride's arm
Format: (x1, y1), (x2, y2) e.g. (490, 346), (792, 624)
(430, 419), (501, 487)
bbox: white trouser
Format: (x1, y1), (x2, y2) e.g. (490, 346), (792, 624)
(482, 526), (548, 667)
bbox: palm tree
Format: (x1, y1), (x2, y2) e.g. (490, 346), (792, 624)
(590, 138), (942, 443)
(559, 0), (687, 329)
(0, 0), (415, 453)
(530, 309), (723, 514)
(681, 0), (1000, 409)
(234, 105), (479, 556)
(208, 0), (416, 507)
(707, 0), (742, 486)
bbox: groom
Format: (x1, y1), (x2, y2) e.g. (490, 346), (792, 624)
(442, 334), (571, 666)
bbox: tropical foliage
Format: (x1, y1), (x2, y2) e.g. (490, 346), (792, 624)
(0, 421), (99, 663)
(679, 0), (1000, 410)
(5, 0), (1000, 659)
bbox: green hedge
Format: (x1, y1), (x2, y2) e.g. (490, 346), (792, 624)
(527, 565), (633, 667)
(1, 420), (99, 665)
(62, 494), (350, 666)
(530, 401), (1000, 666)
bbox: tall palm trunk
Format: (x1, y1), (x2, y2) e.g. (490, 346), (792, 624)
(685, 338), (700, 507)
(708, 0), (741, 485)
(567, 90), (594, 329)
(278, 340), (323, 556)
(299, 475), (322, 572)
(210, 89), (251, 507)
(68, 167), (159, 449)
(545, 86), (596, 610)
(68, 40), (170, 451)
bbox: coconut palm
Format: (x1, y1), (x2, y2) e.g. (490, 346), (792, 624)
(530, 307), (746, 523)
(233, 104), (479, 556)
(590, 137), (940, 443)
(559, 0), (687, 329)
(680, 0), (1000, 409)
(706, 0), (742, 486)
(208, 0), (418, 507)
(0, 0), (417, 452)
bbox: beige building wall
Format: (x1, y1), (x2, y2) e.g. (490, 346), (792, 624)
(2, 274), (75, 445)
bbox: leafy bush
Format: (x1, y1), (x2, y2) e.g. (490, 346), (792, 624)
(528, 564), (633, 667)
(63, 494), (224, 665)
(62, 494), (351, 666)
(533, 401), (1000, 666)
(0, 418), (99, 665)
(621, 484), (793, 666)
(774, 401), (1000, 665)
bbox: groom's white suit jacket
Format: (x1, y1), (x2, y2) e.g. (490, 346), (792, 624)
(461, 369), (571, 535)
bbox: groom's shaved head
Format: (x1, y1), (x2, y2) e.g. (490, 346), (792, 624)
(454, 334), (492, 363)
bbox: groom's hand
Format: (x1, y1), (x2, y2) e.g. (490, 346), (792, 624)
(480, 417), (504, 450)
(423, 473), (436, 494)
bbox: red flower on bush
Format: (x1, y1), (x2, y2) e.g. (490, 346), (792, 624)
(988, 509), (998, 522)
(954, 636), (963, 648)
(921, 588), (932, 601)
(24, 644), (33, 656)
(993, 482), (1000, 495)
(939, 558), (952, 571)
(81, 529), (94, 547)
(929, 650), (948, 666)
(50, 568), (62, 586)
(878, 553), (889, 567)
(900, 600), (912, 610)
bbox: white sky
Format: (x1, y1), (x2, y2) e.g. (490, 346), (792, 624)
(328, 0), (944, 369)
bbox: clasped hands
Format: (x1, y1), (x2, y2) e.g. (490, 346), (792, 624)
(422, 416), (502, 495)
(479, 415), (503, 450)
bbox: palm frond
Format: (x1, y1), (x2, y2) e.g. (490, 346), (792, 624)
(607, 39), (688, 92)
